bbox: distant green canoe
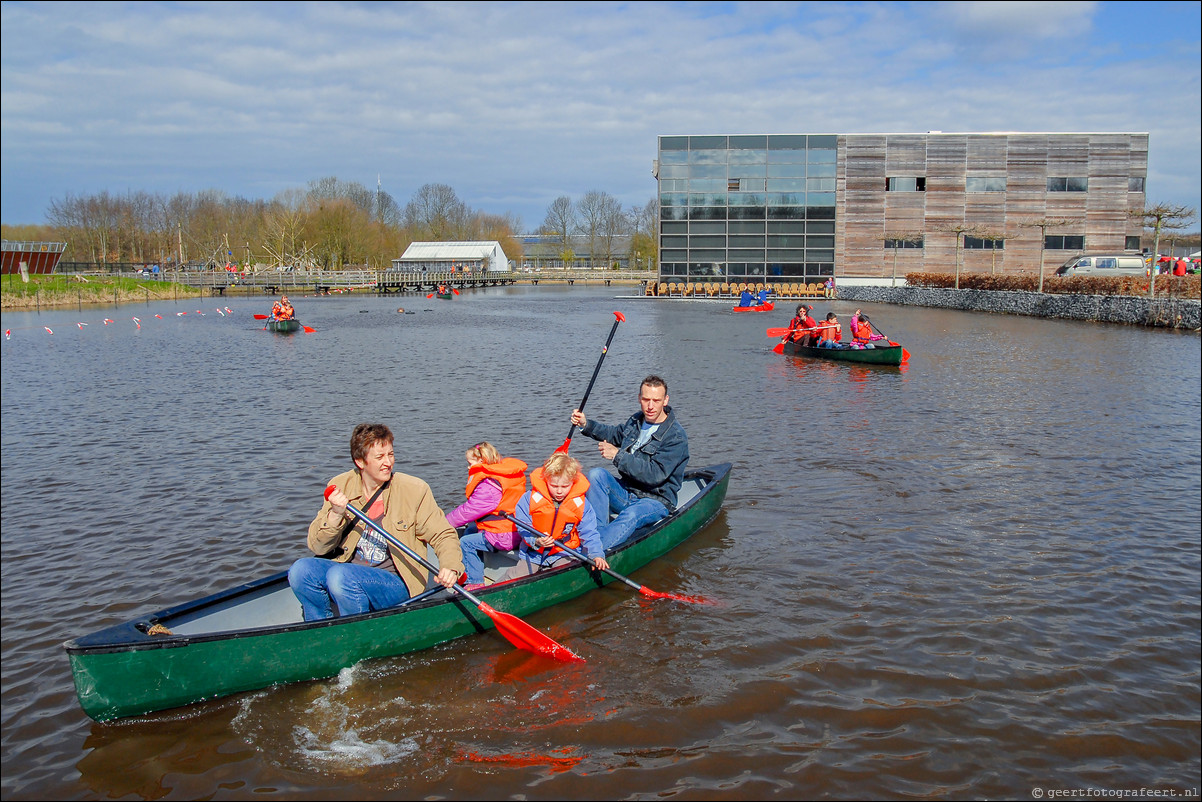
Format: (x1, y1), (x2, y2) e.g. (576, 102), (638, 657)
(64, 464), (731, 721)
(264, 319), (301, 333)
(436, 292), (453, 300)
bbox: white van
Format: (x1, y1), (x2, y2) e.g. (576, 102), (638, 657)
(1054, 254), (1148, 277)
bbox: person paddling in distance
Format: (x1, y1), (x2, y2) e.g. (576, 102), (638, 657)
(851, 312), (887, 349)
(272, 294), (295, 321)
(504, 452), (609, 579)
(570, 374), (690, 552)
(786, 303), (819, 347)
(287, 423), (464, 621)
(445, 441), (528, 591)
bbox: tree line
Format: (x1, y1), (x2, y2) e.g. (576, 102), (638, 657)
(1, 179), (659, 271)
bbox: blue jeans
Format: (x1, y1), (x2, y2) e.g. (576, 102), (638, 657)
(459, 529), (507, 585)
(585, 467), (669, 552)
(288, 557), (412, 621)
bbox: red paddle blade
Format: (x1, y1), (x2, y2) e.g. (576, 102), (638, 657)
(773, 342), (785, 354)
(254, 314), (269, 320)
(426, 293), (434, 299)
(637, 586), (715, 605)
(765, 327), (789, 337)
(303, 325), (316, 333)
(477, 601), (584, 662)
(902, 348), (911, 363)
(453, 288), (460, 295)
(554, 438), (571, 454)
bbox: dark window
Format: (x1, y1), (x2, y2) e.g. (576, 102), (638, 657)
(1044, 235), (1085, 250)
(886, 177), (926, 191)
(884, 238), (924, 249)
(1125, 236), (1141, 250)
(1128, 177), (1145, 193)
(1048, 177), (1088, 192)
(965, 237), (1004, 250)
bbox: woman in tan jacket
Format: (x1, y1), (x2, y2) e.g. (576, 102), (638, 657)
(287, 423), (464, 621)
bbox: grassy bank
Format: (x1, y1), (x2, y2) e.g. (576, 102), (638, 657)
(0, 274), (204, 310)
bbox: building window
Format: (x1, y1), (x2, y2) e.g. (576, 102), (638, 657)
(966, 177), (1006, 192)
(886, 177), (926, 192)
(964, 237), (1003, 250)
(1047, 177), (1088, 192)
(1129, 177), (1145, 193)
(728, 179), (740, 192)
(1125, 236), (1141, 250)
(884, 238), (924, 249)
(1044, 235), (1085, 250)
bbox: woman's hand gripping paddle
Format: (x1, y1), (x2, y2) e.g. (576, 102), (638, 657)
(556, 311), (625, 453)
(501, 513), (714, 604)
(325, 486), (582, 662)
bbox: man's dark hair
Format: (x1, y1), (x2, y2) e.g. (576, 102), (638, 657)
(641, 375), (668, 394)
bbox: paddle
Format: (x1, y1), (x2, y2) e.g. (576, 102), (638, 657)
(772, 326), (819, 354)
(254, 314), (270, 320)
(868, 321), (911, 363)
(326, 486), (582, 662)
(556, 311), (626, 453)
(500, 513), (713, 605)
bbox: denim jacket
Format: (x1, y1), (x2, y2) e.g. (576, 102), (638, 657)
(581, 406), (690, 510)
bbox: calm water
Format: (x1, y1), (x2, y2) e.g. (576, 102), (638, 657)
(2, 286), (1199, 801)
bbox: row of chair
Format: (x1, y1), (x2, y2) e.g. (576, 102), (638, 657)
(645, 281), (831, 299)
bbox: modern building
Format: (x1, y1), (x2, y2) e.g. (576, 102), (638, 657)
(655, 133), (1148, 287)
(390, 241), (509, 273)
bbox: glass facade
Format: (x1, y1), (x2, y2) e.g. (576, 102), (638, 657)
(658, 134), (838, 285)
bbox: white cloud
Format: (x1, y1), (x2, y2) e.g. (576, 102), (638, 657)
(2, 0), (1198, 227)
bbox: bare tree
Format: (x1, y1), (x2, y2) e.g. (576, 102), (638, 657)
(577, 190), (621, 269)
(403, 183), (469, 241)
(940, 222), (988, 290)
(1129, 203), (1197, 297)
(541, 196), (577, 265)
(884, 230), (924, 287)
(1017, 217), (1077, 293)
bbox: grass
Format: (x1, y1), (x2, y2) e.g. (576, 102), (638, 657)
(0, 273), (204, 310)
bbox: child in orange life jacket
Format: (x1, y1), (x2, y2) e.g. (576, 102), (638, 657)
(816, 312), (843, 349)
(445, 442), (527, 590)
(504, 453), (609, 580)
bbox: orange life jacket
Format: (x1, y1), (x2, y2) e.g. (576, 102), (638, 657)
(853, 321), (874, 343)
(818, 321), (841, 342)
(527, 466), (589, 555)
(465, 457), (528, 535)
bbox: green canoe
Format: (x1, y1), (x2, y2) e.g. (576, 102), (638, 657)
(264, 319), (301, 333)
(782, 341), (905, 366)
(64, 464), (731, 721)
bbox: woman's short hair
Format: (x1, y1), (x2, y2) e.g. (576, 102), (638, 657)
(350, 423), (393, 463)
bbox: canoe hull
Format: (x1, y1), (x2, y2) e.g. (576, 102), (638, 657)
(65, 464), (730, 721)
(782, 341), (904, 366)
(733, 302), (774, 312)
(265, 319), (301, 333)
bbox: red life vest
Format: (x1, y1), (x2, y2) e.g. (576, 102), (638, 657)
(527, 466), (589, 555)
(818, 321), (841, 342)
(465, 457), (528, 535)
(853, 320), (874, 343)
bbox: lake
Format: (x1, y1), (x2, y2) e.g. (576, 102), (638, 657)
(1, 285), (1199, 800)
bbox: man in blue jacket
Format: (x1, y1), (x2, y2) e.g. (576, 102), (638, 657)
(569, 375), (690, 551)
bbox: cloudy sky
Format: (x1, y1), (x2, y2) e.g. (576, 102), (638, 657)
(2, 1), (1199, 230)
